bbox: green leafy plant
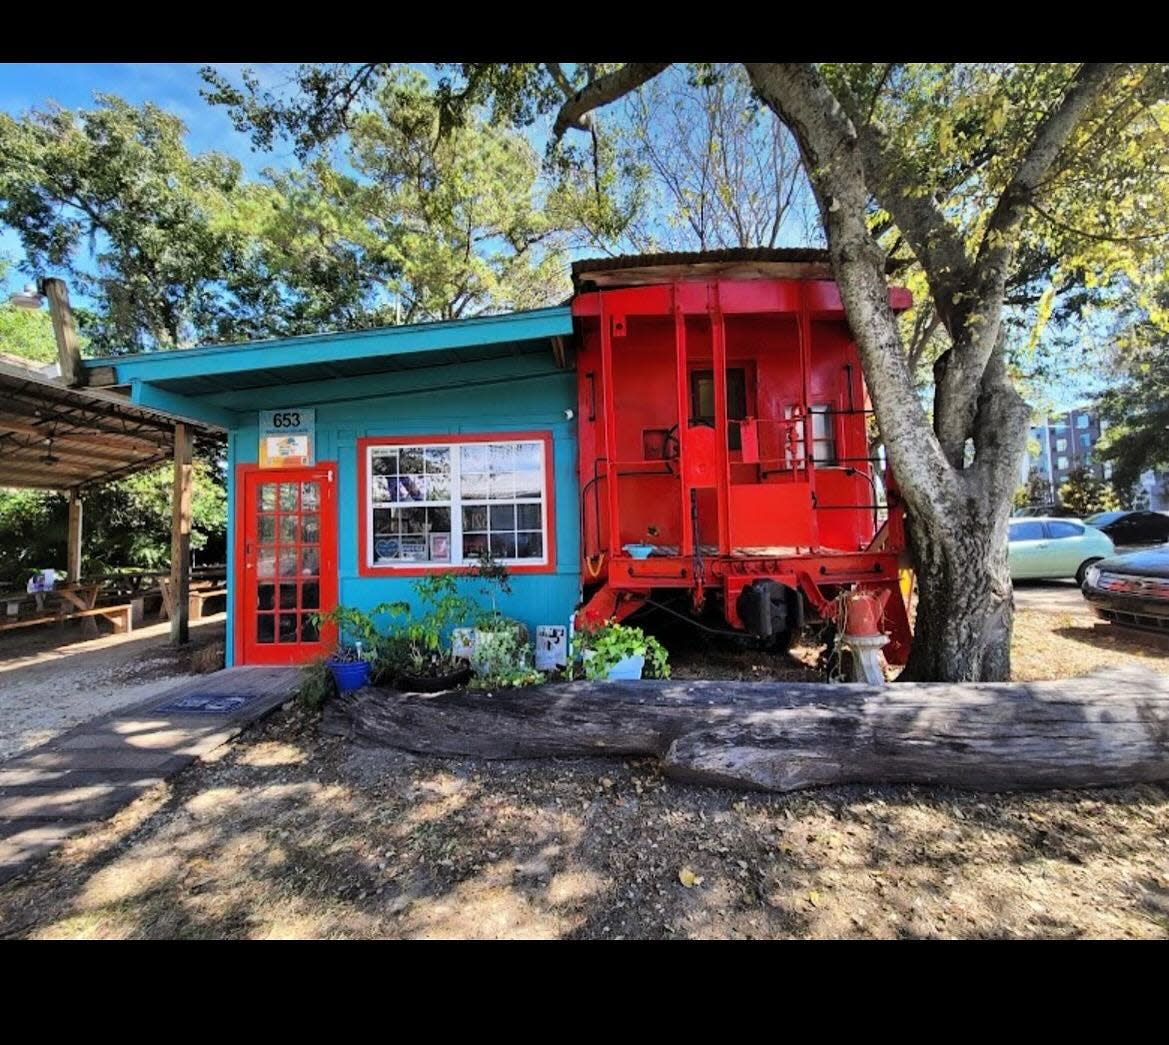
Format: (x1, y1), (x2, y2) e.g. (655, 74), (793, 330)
(310, 602), (399, 662)
(295, 656), (337, 711)
(574, 619), (670, 680)
(467, 626), (544, 688)
(392, 572), (475, 678)
(472, 548), (513, 627)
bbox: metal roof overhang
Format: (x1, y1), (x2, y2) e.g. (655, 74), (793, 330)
(0, 356), (221, 491)
(81, 307), (576, 410)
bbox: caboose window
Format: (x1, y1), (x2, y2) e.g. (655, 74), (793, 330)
(364, 437), (549, 569)
(690, 369), (747, 450)
(785, 403), (838, 466)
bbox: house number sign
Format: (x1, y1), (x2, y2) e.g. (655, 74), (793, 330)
(258, 409), (316, 468)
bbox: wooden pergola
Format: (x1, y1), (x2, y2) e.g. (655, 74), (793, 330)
(0, 347), (223, 644)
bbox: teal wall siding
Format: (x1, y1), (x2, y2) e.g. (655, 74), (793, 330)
(222, 358), (580, 665)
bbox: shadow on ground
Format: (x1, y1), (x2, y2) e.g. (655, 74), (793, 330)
(1, 700), (1167, 940)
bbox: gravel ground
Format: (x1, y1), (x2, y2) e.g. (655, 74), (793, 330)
(0, 618), (225, 761)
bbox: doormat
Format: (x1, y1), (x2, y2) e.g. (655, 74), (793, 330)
(152, 692), (264, 715)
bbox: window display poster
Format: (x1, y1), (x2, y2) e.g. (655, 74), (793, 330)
(259, 409), (315, 468)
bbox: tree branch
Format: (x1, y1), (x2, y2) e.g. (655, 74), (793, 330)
(552, 63), (671, 138)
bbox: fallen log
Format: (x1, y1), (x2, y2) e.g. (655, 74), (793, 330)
(322, 667), (1169, 793)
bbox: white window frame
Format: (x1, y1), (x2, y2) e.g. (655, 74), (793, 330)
(364, 438), (549, 570)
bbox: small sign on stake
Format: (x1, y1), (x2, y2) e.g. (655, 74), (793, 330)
(536, 625), (568, 670)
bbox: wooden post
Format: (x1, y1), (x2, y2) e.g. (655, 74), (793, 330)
(170, 423), (193, 645)
(66, 487), (83, 584)
(43, 278), (85, 388)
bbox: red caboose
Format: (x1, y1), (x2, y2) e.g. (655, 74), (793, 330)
(571, 249), (914, 662)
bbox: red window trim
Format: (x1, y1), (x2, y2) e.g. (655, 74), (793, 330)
(356, 431), (557, 578)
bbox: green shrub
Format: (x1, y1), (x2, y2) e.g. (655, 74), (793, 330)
(296, 657), (337, 711)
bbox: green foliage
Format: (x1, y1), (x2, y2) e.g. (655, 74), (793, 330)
(1094, 289), (1169, 495)
(0, 95), (383, 354)
(0, 257), (59, 362)
(1014, 470), (1051, 509)
(467, 626), (544, 689)
(1059, 466), (1120, 517)
(295, 656), (337, 712)
(472, 548), (512, 626)
(309, 601), (401, 660)
(0, 460), (226, 585)
(394, 572), (475, 676)
(574, 620), (670, 680)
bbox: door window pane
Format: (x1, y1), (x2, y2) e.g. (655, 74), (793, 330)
(258, 516), (276, 542)
(259, 484), (277, 510)
(300, 614), (320, 642)
(279, 483), (298, 510)
(301, 581), (320, 610)
(257, 615), (275, 644)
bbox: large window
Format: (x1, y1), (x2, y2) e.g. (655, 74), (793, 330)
(364, 437), (549, 569)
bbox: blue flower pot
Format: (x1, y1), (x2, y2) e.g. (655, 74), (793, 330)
(328, 658), (371, 693)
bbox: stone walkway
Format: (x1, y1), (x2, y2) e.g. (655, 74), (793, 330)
(0, 666), (298, 884)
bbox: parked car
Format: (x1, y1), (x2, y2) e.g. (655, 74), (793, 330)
(1082, 510), (1169, 546)
(1007, 517), (1115, 583)
(1012, 504), (1079, 518)
(1080, 544), (1169, 633)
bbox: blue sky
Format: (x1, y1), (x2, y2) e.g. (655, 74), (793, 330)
(0, 63), (294, 168)
(0, 63), (1099, 412)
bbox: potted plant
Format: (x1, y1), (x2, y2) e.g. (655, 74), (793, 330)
(574, 619), (671, 681)
(470, 550), (527, 674)
(310, 603), (397, 693)
(391, 573), (475, 693)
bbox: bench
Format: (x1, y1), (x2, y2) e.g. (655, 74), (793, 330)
(189, 588), (227, 620)
(158, 577), (227, 621)
(63, 603), (134, 635)
(0, 612), (65, 633)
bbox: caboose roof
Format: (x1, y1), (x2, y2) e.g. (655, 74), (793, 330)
(571, 247), (905, 291)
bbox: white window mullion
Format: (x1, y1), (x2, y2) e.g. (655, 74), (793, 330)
(451, 443), (464, 567)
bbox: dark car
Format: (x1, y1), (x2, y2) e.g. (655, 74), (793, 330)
(1082, 510), (1169, 545)
(1081, 544), (1169, 633)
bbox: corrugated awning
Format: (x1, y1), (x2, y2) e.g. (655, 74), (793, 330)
(0, 355), (221, 490)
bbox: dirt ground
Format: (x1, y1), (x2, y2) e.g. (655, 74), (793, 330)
(0, 618), (225, 761)
(0, 596), (1166, 940)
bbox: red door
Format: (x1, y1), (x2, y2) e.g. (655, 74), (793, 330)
(237, 464), (337, 665)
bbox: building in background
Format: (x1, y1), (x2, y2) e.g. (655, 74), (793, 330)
(1020, 408), (1169, 511)
(1139, 468), (1169, 511)
(1023, 407), (1110, 502)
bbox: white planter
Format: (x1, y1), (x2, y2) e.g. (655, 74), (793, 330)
(582, 650), (645, 680)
